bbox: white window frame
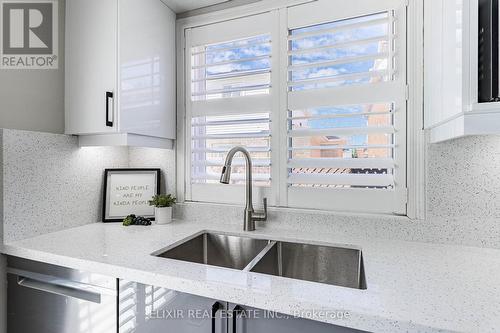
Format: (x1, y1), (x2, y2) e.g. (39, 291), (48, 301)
(176, 0), (425, 219)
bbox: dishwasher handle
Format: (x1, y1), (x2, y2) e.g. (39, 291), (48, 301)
(8, 268), (116, 304)
(232, 305), (244, 333)
(211, 301), (223, 333)
(17, 277), (101, 303)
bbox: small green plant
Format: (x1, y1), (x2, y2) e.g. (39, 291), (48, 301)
(149, 194), (176, 208)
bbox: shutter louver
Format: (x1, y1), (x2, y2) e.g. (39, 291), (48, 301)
(191, 112), (272, 186)
(191, 35), (272, 101)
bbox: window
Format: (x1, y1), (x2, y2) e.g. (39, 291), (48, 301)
(185, 13), (277, 205)
(286, 5), (407, 213)
(183, 0), (408, 214)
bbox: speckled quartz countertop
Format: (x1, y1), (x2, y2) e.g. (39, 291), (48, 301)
(2, 219), (500, 333)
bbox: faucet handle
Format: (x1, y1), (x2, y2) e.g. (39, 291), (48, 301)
(253, 198), (268, 221)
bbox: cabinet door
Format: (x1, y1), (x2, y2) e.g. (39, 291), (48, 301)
(119, 280), (227, 333)
(65, 0), (117, 135)
(119, 0), (176, 139)
(230, 305), (367, 333)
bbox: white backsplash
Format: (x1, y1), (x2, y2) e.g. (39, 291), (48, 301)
(426, 135), (500, 219)
(175, 203), (500, 248)
(0, 130), (177, 243)
(176, 135), (500, 249)
(0, 129), (129, 242)
(2, 129), (500, 248)
(128, 147), (176, 195)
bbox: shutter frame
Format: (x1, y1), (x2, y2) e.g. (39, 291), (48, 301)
(285, 4), (408, 214)
(186, 12), (277, 205)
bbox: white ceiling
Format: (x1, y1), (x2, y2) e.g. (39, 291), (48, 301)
(160, 0), (230, 13)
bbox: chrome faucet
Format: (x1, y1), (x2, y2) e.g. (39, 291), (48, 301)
(220, 146), (267, 231)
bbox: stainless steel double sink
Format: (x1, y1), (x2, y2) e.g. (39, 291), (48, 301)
(153, 232), (366, 290)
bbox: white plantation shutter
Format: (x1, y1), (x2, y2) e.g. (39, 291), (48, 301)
(183, 0), (409, 214)
(285, 0), (408, 214)
(185, 12), (277, 204)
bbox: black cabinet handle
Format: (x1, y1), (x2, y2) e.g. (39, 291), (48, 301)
(211, 301), (222, 333)
(232, 305), (244, 333)
(105, 91), (113, 127)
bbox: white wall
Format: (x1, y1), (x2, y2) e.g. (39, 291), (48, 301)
(1, 129), (129, 242)
(0, 0), (65, 134)
(0, 130), (176, 243)
(129, 147), (176, 195)
(427, 135), (500, 219)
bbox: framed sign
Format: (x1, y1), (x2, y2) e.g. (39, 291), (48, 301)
(102, 169), (161, 222)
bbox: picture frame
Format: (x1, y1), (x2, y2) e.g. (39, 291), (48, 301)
(102, 168), (161, 222)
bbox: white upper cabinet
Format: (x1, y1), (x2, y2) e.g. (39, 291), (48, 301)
(65, 0), (176, 149)
(65, 0), (118, 135)
(424, 0), (500, 143)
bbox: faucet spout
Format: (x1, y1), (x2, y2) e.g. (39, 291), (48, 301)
(220, 165), (232, 184)
(219, 146), (267, 231)
(220, 146), (253, 212)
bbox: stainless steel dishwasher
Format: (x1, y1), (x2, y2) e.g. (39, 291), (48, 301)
(7, 256), (118, 333)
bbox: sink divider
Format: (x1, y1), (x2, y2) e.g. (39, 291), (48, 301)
(203, 233), (208, 265)
(242, 241), (277, 272)
(277, 242), (283, 277)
